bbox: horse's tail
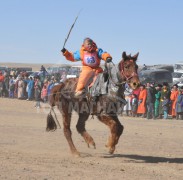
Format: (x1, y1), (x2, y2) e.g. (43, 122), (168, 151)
(46, 110), (57, 131)
(46, 108), (61, 132)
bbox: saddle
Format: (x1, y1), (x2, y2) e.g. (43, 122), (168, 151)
(88, 66), (127, 105)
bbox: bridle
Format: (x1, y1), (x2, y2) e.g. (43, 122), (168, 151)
(106, 60), (138, 86)
(119, 60), (138, 82)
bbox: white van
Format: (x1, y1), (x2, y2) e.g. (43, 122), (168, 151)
(172, 72), (183, 84)
(174, 62), (183, 73)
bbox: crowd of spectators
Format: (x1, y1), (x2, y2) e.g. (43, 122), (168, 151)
(123, 82), (183, 120)
(0, 67), (66, 108)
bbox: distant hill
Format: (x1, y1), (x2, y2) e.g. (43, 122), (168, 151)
(0, 62), (70, 71)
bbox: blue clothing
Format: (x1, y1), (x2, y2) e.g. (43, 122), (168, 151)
(176, 94), (183, 113)
(47, 83), (54, 96)
(131, 97), (138, 112)
(162, 99), (169, 111)
(27, 80), (34, 99)
(162, 98), (169, 119)
(163, 110), (168, 119)
(73, 48), (106, 61)
(24, 79), (30, 85)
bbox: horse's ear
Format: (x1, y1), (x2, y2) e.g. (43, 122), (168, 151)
(122, 51), (127, 59)
(132, 52), (139, 61)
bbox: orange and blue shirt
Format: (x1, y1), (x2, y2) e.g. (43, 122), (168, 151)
(63, 45), (112, 69)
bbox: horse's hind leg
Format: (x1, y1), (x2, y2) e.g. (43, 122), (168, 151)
(60, 101), (80, 156)
(76, 112), (96, 149)
(97, 115), (124, 154)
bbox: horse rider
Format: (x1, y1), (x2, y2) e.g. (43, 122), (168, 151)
(61, 37), (112, 97)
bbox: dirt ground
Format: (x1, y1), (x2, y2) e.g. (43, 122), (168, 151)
(0, 98), (183, 180)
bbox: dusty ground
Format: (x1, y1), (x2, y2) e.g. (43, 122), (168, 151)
(0, 98), (183, 180)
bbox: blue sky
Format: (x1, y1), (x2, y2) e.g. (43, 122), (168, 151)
(0, 0), (183, 66)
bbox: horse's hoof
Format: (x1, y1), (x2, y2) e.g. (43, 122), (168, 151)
(87, 143), (95, 149)
(72, 151), (80, 157)
(109, 147), (115, 154)
(93, 143), (96, 149)
(88, 141), (96, 149)
(74, 153), (80, 158)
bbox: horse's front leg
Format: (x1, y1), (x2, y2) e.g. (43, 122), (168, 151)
(61, 102), (80, 156)
(97, 115), (124, 154)
(76, 112), (96, 149)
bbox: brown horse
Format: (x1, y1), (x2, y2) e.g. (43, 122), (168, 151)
(46, 51), (140, 156)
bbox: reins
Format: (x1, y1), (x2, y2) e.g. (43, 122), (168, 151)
(106, 59), (138, 87)
(106, 62), (125, 86)
(106, 61), (131, 86)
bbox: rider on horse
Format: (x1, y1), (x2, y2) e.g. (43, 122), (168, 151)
(61, 37), (112, 97)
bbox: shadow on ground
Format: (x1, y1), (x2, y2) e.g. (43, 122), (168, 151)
(102, 154), (183, 163)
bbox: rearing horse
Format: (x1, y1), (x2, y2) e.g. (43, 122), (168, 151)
(46, 51), (140, 156)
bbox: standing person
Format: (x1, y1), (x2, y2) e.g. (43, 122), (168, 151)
(175, 87), (183, 120)
(40, 65), (46, 75)
(0, 71), (5, 97)
(47, 79), (55, 102)
(170, 84), (179, 119)
(60, 71), (67, 83)
(154, 84), (162, 118)
(23, 75), (29, 99)
(162, 95), (170, 119)
(146, 82), (156, 119)
(159, 82), (171, 119)
(27, 77), (34, 100)
(61, 37), (112, 97)
(131, 94), (138, 117)
(34, 76), (42, 108)
(4, 71), (9, 97)
(41, 84), (48, 103)
(123, 83), (133, 116)
(9, 75), (15, 98)
(132, 86), (140, 100)
(14, 76), (19, 98)
(17, 76), (25, 99)
(137, 84), (147, 118)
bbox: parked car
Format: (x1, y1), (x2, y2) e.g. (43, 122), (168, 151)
(139, 69), (173, 85)
(172, 72), (183, 84)
(174, 62), (183, 73)
(177, 81), (183, 87)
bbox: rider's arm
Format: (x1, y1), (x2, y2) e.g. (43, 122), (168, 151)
(97, 48), (112, 61)
(62, 50), (81, 62)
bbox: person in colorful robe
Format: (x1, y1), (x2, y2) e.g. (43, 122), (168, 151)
(61, 37), (112, 97)
(137, 84), (147, 117)
(170, 84), (179, 119)
(159, 82), (171, 119)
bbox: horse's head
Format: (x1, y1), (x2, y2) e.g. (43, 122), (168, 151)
(118, 51), (140, 89)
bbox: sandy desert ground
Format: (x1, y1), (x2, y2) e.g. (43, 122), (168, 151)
(0, 98), (183, 180)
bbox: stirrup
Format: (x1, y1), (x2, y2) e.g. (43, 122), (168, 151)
(74, 91), (85, 98)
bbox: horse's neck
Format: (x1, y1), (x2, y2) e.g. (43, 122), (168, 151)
(109, 64), (123, 83)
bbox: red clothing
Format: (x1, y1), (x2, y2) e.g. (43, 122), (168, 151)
(41, 87), (47, 99)
(170, 90), (179, 116)
(132, 87), (140, 99)
(137, 88), (147, 114)
(0, 75), (4, 82)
